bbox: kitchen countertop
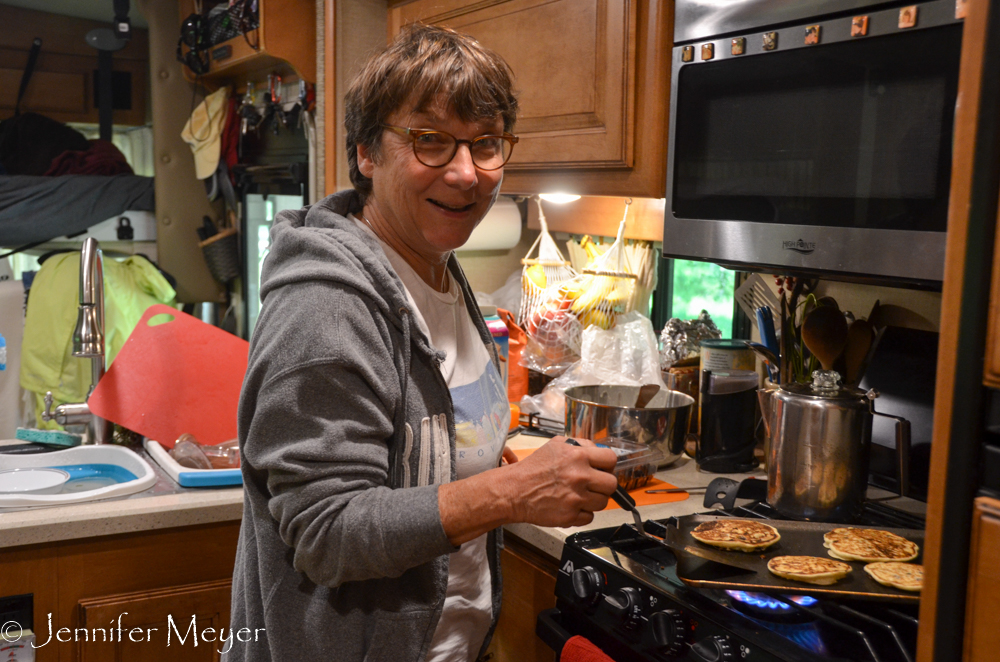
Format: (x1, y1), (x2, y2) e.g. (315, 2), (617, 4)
(0, 440), (243, 549)
(0, 435), (926, 558)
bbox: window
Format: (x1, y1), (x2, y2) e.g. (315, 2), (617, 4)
(652, 257), (740, 338)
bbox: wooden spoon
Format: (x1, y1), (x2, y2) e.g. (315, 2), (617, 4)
(634, 384), (660, 409)
(801, 305), (849, 372)
(842, 319), (874, 385)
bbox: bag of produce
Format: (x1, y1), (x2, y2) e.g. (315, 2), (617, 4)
(518, 198), (576, 328)
(522, 201), (638, 375)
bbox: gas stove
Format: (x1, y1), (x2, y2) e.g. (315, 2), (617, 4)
(537, 502), (924, 662)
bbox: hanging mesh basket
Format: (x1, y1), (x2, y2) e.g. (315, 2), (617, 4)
(518, 198), (576, 328)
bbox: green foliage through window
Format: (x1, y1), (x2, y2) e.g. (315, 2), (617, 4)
(670, 260), (735, 336)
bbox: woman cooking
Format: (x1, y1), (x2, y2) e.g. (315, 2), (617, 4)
(226, 23), (619, 662)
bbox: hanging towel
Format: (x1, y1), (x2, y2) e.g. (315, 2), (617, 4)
(0, 279), (26, 438)
(561, 635), (618, 662)
(20, 252), (176, 429)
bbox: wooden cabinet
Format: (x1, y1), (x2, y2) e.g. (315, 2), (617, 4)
(963, 498), (1000, 662)
(78, 580), (232, 662)
(983, 179), (1000, 386)
(918, 1), (1000, 661)
(0, 5), (148, 126)
(178, 0), (316, 84)
(0, 521), (239, 662)
(387, 0), (673, 199)
(484, 533), (558, 662)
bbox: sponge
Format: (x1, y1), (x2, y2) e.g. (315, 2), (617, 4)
(15, 428), (83, 448)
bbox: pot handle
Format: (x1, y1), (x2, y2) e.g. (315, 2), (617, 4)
(872, 410), (911, 498)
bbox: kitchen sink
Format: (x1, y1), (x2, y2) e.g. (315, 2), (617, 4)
(0, 444), (157, 509)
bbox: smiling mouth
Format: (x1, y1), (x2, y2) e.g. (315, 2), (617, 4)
(429, 199), (475, 213)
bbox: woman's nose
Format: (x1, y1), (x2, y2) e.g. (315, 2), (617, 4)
(445, 144), (478, 188)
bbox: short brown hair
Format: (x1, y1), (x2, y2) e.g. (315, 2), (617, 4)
(344, 24), (519, 201)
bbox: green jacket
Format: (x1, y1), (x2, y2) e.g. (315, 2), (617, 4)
(20, 251), (176, 428)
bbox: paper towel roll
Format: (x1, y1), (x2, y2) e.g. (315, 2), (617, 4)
(457, 197), (522, 252)
(0, 279), (25, 439)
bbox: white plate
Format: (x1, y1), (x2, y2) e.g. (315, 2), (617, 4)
(0, 468), (70, 494)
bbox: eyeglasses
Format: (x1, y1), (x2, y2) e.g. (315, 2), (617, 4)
(384, 125), (519, 170)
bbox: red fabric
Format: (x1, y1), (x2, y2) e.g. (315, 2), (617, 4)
(561, 635), (617, 662)
(44, 139), (133, 176)
(220, 96), (240, 172)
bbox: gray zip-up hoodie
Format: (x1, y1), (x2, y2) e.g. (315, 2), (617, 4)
(226, 189), (502, 662)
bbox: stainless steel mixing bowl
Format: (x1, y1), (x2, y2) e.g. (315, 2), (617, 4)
(564, 384), (695, 466)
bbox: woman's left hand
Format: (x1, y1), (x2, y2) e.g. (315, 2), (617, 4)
(501, 446), (519, 465)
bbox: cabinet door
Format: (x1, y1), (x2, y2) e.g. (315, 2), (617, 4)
(78, 580), (232, 662)
(964, 498), (1000, 662)
(484, 534), (557, 662)
(984, 191), (1000, 386)
(389, 1), (638, 167)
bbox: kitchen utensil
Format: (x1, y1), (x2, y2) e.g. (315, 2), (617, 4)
(734, 273), (780, 328)
(758, 371), (911, 521)
(842, 318), (874, 385)
(779, 294), (790, 384)
(848, 325), (887, 388)
(669, 514), (923, 602)
(745, 341), (780, 383)
(87, 304), (249, 449)
(801, 304), (849, 371)
(633, 383), (660, 408)
(697, 370), (759, 473)
(565, 385), (695, 466)
(645, 487), (706, 494)
(755, 306), (779, 357)
(566, 438), (756, 574)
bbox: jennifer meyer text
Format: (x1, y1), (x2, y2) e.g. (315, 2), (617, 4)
(2, 613), (264, 654)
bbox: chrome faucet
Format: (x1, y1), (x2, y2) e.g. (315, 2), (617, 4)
(42, 237), (113, 444)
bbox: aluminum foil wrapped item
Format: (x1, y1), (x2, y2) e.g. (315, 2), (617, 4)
(659, 310), (721, 368)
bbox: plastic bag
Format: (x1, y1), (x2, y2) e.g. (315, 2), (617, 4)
(474, 269), (523, 320)
(519, 311), (667, 423)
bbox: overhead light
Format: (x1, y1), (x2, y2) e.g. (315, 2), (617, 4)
(538, 193), (581, 204)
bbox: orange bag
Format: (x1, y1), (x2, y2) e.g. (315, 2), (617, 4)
(498, 308), (528, 403)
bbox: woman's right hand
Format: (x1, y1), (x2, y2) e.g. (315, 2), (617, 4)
(503, 436), (619, 528)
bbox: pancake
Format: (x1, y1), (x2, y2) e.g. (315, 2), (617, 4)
(864, 562), (923, 592)
(767, 555), (852, 586)
(690, 519), (781, 552)
(823, 527), (919, 563)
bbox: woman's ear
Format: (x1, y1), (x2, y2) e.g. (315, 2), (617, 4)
(357, 143), (376, 179)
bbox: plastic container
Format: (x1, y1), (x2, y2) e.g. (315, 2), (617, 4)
(481, 305), (509, 396)
(595, 437), (663, 491)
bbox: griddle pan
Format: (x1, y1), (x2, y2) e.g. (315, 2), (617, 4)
(669, 514), (924, 603)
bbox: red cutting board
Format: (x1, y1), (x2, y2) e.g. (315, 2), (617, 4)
(88, 304), (249, 448)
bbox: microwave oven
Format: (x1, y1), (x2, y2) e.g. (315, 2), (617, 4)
(662, 0), (964, 286)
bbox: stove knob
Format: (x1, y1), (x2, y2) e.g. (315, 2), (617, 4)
(650, 609), (686, 653)
(691, 635), (735, 662)
(603, 587), (641, 620)
(571, 566), (604, 604)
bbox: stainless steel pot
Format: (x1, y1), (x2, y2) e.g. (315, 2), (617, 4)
(759, 370), (911, 522)
(564, 385), (695, 466)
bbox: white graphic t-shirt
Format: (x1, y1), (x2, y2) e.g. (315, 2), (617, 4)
(354, 218), (509, 661)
